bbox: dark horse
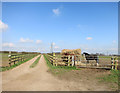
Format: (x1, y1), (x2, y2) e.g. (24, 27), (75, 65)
(83, 52), (99, 64)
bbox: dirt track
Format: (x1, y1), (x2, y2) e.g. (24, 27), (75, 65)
(2, 55), (112, 91)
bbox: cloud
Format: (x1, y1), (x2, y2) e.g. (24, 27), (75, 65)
(86, 37), (92, 40)
(112, 40), (116, 44)
(0, 20), (8, 32)
(52, 8), (60, 16)
(2, 43), (14, 47)
(20, 38), (33, 43)
(36, 40), (42, 44)
(52, 42), (55, 45)
(54, 46), (59, 49)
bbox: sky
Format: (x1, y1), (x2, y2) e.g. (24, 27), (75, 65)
(0, 2), (118, 54)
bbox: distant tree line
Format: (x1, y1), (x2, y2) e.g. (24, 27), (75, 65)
(92, 53), (119, 56)
(0, 51), (41, 54)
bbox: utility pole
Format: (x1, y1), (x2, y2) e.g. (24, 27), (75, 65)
(50, 42), (53, 53)
(107, 51), (108, 56)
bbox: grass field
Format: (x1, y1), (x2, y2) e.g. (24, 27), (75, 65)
(0, 53), (39, 71)
(1, 53), (38, 67)
(0, 53), (15, 67)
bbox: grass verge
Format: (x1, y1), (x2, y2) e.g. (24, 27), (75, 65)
(97, 70), (119, 84)
(97, 70), (120, 90)
(30, 55), (41, 68)
(44, 55), (80, 75)
(0, 55), (38, 72)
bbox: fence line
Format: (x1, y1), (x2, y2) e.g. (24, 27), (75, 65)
(8, 54), (38, 66)
(44, 53), (119, 70)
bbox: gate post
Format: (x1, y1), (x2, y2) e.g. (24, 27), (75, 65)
(83, 54), (86, 61)
(55, 54), (57, 66)
(115, 57), (118, 70)
(72, 56), (74, 66)
(56, 57), (58, 66)
(8, 51), (11, 66)
(14, 55), (16, 65)
(96, 56), (99, 66)
(8, 56), (11, 67)
(23, 55), (24, 61)
(68, 55), (70, 66)
(53, 53), (55, 66)
(74, 56), (76, 66)
(79, 56), (81, 65)
(21, 55), (22, 62)
(111, 57), (114, 70)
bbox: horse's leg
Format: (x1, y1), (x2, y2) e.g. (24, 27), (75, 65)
(96, 59), (99, 66)
(87, 60), (89, 63)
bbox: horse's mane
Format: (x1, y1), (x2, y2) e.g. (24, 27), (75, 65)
(83, 52), (90, 55)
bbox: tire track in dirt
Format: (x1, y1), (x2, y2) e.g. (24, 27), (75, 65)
(2, 55), (40, 85)
(2, 55), (68, 91)
(2, 55), (111, 91)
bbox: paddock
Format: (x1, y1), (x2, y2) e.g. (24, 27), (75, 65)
(44, 53), (119, 70)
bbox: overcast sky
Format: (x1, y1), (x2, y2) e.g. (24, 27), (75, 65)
(1, 2), (118, 54)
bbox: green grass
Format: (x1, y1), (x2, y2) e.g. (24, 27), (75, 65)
(30, 55), (41, 68)
(0, 55), (38, 72)
(97, 70), (120, 86)
(1, 53), (38, 67)
(99, 56), (112, 58)
(44, 55), (80, 75)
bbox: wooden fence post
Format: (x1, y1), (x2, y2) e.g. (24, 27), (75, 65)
(55, 56), (58, 66)
(17, 55), (19, 63)
(96, 56), (99, 66)
(53, 53), (57, 66)
(79, 55), (81, 65)
(68, 55), (70, 66)
(74, 56), (76, 66)
(77, 56), (79, 66)
(83, 54), (86, 61)
(23, 55), (24, 61)
(53, 53), (55, 66)
(111, 57), (114, 70)
(16, 55), (18, 63)
(9, 56), (11, 67)
(14, 55), (16, 65)
(22, 55), (23, 61)
(8, 51), (11, 66)
(72, 56), (74, 66)
(21, 55), (22, 62)
(115, 57), (118, 70)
